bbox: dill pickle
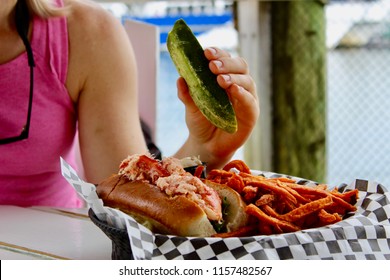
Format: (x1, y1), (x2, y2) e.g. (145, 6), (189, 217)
(167, 19), (238, 134)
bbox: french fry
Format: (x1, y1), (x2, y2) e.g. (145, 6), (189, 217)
(246, 204), (301, 233)
(276, 181), (310, 204)
(287, 184), (357, 213)
(318, 209), (342, 225)
(193, 165), (205, 178)
(226, 172), (245, 193)
(257, 223), (274, 235)
(242, 185), (258, 203)
(223, 159), (251, 174)
(279, 196), (333, 222)
(261, 204), (280, 218)
(255, 194), (275, 207)
(248, 180), (298, 206)
(331, 188), (359, 205)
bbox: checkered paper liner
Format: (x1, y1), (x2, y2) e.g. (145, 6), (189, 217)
(61, 158), (390, 260)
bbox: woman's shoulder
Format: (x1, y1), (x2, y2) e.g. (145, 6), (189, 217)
(63, 0), (134, 102)
(65, 0), (123, 40)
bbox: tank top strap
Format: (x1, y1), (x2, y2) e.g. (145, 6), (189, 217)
(30, 0), (68, 84)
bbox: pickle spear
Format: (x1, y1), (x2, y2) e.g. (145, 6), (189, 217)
(167, 19), (238, 134)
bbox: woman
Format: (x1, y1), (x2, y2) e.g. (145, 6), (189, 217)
(0, 0), (259, 207)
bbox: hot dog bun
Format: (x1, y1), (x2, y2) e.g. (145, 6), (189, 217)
(96, 174), (248, 237)
(97, 174), (216, 237)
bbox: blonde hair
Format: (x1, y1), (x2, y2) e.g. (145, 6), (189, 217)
(26, 0), (68, 18)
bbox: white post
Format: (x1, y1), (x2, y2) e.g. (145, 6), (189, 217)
(237, 0), (273, 171)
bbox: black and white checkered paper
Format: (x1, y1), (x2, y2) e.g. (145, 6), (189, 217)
(61, 158), (390, 260)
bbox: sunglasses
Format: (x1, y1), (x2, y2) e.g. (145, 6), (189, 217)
(0, 0), (35, 145)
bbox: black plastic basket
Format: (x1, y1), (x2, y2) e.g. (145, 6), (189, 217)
(88, 208), (134, 260)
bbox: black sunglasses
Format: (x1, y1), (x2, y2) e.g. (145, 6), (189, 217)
(0, 0), (35, 145)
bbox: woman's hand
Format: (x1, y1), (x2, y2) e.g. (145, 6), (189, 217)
(176, 47), (260, 169)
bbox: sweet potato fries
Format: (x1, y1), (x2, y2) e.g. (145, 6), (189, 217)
(206, 160), (359, 237)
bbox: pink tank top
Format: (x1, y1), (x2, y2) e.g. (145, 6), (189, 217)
(0, 1), (83, 207)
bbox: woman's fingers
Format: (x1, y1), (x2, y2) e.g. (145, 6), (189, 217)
(204, 47), (231, 60)
(216, 73), (257, 101)
(204, 47), (256, 98)
(206, 47), (248, 74)
(210, 56), (249, 75)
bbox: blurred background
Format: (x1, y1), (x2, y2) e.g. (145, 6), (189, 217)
(95, 0), (390, 188)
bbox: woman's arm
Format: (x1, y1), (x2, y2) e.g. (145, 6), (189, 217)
(66, 1), (148, 183)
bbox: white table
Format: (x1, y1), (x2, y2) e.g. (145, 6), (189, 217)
(0, 206), (111, 260)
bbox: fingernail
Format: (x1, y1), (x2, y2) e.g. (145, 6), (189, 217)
(238, 85), (245, 95)
(207, 47), (217, 55)
(221, 74), (231, 83)
(213, 60), (223, 69)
